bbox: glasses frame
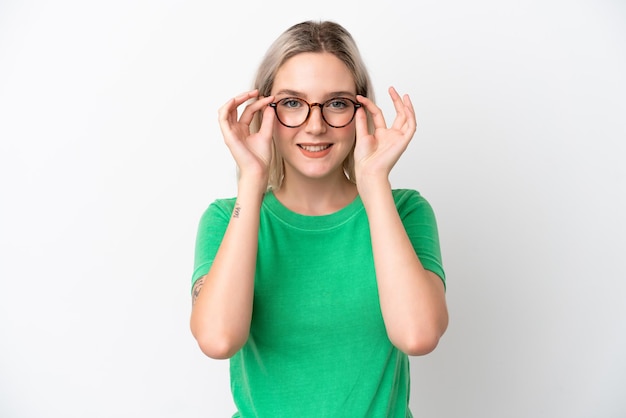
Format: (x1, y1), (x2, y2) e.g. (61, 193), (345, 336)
(268, 97), (362, 128)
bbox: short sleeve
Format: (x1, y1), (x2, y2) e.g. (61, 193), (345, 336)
(393, 189), (446, 289)
(191, 198), (237, 291)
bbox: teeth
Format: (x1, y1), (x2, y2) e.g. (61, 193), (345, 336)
(300, 144), (331, 152)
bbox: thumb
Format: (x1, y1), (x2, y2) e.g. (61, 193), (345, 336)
(354, 105), (369, 141)
(353, 107), (376, 161)
(257, 105), (275, 139)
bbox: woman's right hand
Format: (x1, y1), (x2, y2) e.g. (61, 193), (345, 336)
(218, 90), (275, 186)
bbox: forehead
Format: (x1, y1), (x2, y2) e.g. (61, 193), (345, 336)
(272, 52), (356, 98)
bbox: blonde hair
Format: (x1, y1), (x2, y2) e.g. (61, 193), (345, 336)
(250, 20), (375, 190)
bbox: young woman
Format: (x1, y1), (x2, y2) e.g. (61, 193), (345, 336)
(190, 20), (448, 417)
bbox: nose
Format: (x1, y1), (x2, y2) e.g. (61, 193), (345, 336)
(305, 103), (326, 135)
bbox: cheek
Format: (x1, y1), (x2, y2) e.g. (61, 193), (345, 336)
(273, 124), (292, 144)
(340, 125), (357, 145)
(272, 125), (298, 154)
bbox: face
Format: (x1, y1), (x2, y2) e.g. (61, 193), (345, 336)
(270, 52), (357, 184)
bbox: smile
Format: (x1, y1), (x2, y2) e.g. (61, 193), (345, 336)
(297, 144), (332, 152)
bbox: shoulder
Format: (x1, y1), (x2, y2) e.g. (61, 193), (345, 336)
(392, 188), (422, 201)
(198, 192), (275, 223)
(392, 188), (430, 207)
(198, 197), (237, 225)
(208, 197), (238, 213)
(392, 189), (437, 219)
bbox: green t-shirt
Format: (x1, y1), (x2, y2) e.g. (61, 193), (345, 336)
(192, 189), (445, 417)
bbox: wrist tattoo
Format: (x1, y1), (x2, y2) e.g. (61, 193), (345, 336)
(233, 204), (241, 218)
(192, 277), (205, 305)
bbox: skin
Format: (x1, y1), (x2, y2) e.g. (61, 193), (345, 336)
(270, 53), (359, 213)
(190, 52), (448, 359)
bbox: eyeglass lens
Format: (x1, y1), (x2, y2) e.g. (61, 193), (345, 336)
(274, 97), (358, 128)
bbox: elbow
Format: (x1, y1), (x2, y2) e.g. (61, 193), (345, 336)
(190, 321), (246, 360)
(391, 317), (448, 356)
(193, 331), (245, 359)
(196, 336), (242, 359)
(395, 332), (442, 356)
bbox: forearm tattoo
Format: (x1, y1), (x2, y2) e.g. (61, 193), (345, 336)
(192, 277), (205, 305)
(233, 203), (241, 218)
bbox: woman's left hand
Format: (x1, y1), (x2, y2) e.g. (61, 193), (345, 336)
(354, 87), (417, 186)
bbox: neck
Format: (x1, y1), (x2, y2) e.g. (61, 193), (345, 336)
(273, 173), (358, 216)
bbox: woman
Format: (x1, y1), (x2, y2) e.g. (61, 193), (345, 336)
(190, 20), (448, 417)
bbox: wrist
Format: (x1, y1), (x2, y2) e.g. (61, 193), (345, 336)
(237, 175), (268, 201)
(356, 175), (392, 203)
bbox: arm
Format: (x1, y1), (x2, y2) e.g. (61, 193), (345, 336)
(190, 91), (274, 359)
(355, 88), (448, 356)
(361, 181), (448, 356)
(190, 183), (264, 359)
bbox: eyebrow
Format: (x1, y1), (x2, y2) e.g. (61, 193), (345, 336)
(274, 89), (357, 99)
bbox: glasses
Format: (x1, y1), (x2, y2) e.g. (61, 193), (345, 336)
(269, 97), (362, 128)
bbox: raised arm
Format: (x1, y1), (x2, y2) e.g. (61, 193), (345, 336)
(190, 91), (274, 359)
(355, 88), (448, 356)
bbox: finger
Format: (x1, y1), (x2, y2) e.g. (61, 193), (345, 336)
(357, 95), (387, 129)
(218, 90), (259, 124)
(400, 94), (417, 136)
(388, 87), (408, 131)
(354, 104), (369, 140)
(218, 98), (239, 136)
(404, 92), (415, 115)
(257, 103), (276, 139)
(233, 89), (259, 106)
(239, 95), (274, 126)
(218, 97), (235, 121)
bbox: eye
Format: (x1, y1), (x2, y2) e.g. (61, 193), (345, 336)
(279, 98), (304, 109)
(326, 98), (350, 110)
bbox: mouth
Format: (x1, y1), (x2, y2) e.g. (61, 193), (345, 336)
(296, 143), (333, 159)
(297, 144), (332, 152)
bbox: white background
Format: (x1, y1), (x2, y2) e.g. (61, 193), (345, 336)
(1, 0), (625, 417)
